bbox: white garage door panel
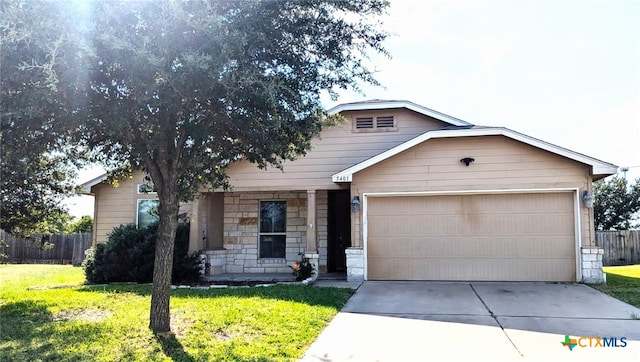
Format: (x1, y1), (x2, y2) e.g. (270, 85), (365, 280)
(366, 193), (576, 281)
(368, 258), (575, 281)
(370, 213), (574, 236)
(368, 236), (575, 259)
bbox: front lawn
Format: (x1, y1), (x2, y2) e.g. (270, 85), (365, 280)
(0, 264), (353, 361)
(591, 264), (640, 309)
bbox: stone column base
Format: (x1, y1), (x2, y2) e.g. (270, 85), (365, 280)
(346, 247), (364, 282)
(304, 253), (319, 276)
(203, 250), (228, 275)
(581, 247), (604, 284)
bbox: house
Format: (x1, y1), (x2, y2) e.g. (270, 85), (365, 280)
(82, 100), (617, 283)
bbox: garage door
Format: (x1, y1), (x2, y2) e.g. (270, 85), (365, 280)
(366, 192), (576, 281)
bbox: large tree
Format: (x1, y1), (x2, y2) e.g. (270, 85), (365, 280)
(2, 0), (389, 332)
(1, 0), (88, 236)
(0, 147), (78, 236)
(594, 176), (640, 230)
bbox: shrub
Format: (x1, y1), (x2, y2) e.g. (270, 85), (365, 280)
(83, 222), (201, 284)
(290, 253), (315, 281)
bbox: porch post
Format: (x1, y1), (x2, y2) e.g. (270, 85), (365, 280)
(347, 190), (364, 282)
(305, 190), (317, 253)
(188, 196), (203, 253)
(305, 190), (319, 279)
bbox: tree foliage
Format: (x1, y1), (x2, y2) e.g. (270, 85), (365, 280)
(0, 152), (77, 236)
(0, 0), (89, 236)
(69, 215), (93, 234)
(594, 176), (640, 230)
(2, 0), (389, 332)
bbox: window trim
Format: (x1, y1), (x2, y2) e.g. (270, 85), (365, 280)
(136, 198), (160, 229)
(352, 114), (398, 133)
(258, 200), (287, 259)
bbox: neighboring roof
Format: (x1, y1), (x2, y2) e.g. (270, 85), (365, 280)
(80, 173), (108, 194)
(331, 127), (618, 182)
(327, 100), (473, 127)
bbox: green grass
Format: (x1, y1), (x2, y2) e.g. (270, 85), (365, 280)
(0, 264), (353, 361)
(592, 264), (640, 309)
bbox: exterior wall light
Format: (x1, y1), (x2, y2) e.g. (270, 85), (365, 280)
(351, 195), (360, 213)
(460, 157), (475, 166)
(582, 190), (594, 208)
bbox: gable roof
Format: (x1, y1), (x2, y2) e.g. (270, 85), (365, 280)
(331, 126), (618, 182)
(327, 100), (473, 127)
(80, 173), (109, 194)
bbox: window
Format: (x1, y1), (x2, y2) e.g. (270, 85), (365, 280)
(353, 115), (396, 132)
(259, 201), (286, 258)
(137, 199), (159, 229)
(137, 183), (157, 194)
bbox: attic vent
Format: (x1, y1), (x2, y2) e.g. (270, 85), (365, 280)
(376, 116), (395, 128)
(355, 117), (374, 129)
(353, 115), (397, 133)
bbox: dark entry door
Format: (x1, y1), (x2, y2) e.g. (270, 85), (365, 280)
(328, 190), (351, 272)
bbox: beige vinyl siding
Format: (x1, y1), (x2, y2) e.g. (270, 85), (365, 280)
(92, 177), (139, 244)
(366, 192), (576, 281)
(352, 135), (594, 248)
(92, 172), (193, 244)
(355, 137), (588, 189)
(225, 109), (448, 191)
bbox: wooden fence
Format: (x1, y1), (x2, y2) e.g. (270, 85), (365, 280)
(596, 230), (640, 266)
(1, 229), (636, 267)
(0, 230), (92, 265)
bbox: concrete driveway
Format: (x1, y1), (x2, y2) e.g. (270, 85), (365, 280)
(301, 282), (640, 361)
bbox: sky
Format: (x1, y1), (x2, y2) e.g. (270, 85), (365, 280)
(64, 0), (640, 218)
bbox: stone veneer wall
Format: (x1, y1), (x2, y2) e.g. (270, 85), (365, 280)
(203, 191), (328, 274)
(202, 190), (328, 275)
(581, 247), (605, 284)
(345, 247), (364, 282)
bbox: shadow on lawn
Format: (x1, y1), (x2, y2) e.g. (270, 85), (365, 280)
(156, 333), (195, 362)
(0, 300), (58, 361)
(0, 300), (104, 361)
(155, 331), (268, 362)
(78, 283), (354, 310)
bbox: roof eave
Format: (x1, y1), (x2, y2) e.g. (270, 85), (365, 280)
(331, 127), (618, 182)
(79, 173), (108, 194)
(327, 100), (473, 127)
(593, 165), (619, 176)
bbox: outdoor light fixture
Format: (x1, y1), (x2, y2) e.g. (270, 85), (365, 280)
(582, 190), (594, 208)
(351, 195), (360, 213)
(460, 157), (475, 166)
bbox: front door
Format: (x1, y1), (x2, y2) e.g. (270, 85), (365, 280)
(328, 190), (351, 272)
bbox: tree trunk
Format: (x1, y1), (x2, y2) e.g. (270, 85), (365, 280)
(149, 188), (180, 333)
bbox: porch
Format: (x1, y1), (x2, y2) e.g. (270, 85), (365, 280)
(201, 272), (348, 283)
(189, 189), (354, 277)
(200, 272), (359, 289)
